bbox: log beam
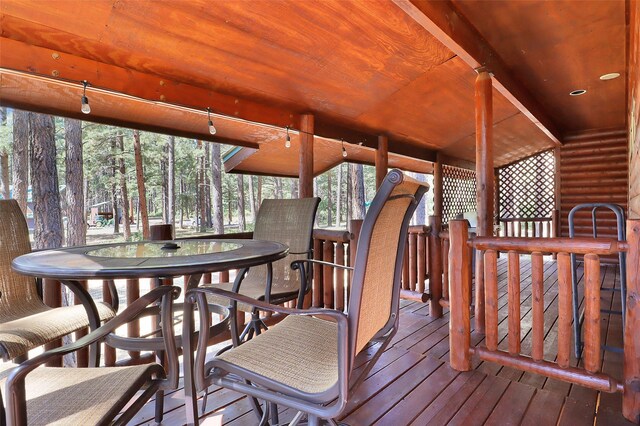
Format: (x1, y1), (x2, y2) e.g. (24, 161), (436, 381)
(299, 114), (314, 198)
(375, 135), (389, 189)
(624, 219), (640, 423)
(392, 0), (562, 145)
(474, 70), (494, 335)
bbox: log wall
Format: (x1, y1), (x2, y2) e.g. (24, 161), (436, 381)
(559, 130), (628, 239)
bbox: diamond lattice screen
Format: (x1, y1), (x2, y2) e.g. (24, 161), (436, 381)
(498, 150), (555, 219)
(442, 165), (477, 225)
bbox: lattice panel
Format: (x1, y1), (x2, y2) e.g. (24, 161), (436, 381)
(499, 150), (555, 219)
(442, 165), (476, 225)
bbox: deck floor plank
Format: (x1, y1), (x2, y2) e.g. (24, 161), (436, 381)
(127, 258), (634, 425)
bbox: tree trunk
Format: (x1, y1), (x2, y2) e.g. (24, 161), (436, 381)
(336, 164), (343, 227)
(350, 163), (366, 220)
(167, 135), (175, 228)
(257, 176), (263, 206)
(274, 177), (283, 199)
(248, 175), (256, 223)
(0, 109), (8, 201)
(0, 151), (9, 201)
(204, 142), (211, 228)
(326, 170), (333, 226)
(110, 139), (119, 234)
(64, 118), (86, 246)
(117, 135), (131, 240)
(236, 174), (246, 231)
(290, 179), (298, 199)
(133, 130), (150, 238)
(12, 110), (29, 215)
(29, 113), (63, 249)
(198, 141), (207, 232)
(227, 185), (233, 224)
(210, 143), (224, 233)
(161, 143), (168, 224)
(179, 175), (184, 229)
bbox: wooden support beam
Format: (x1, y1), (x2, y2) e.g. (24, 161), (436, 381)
(299, 114), (314, 198)
(474, 70), (494, 335)
(433, 154), (444, 219)
(448, 220), (471, 371)
(392, 0), (562, 146)
(376, 135), (389, 189)
(0, 37), (296, 130)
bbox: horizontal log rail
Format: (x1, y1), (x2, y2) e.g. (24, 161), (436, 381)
(471, 236), (628, 255)
(448, 218), (640, 424)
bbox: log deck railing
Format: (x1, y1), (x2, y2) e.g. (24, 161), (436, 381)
(448, 219), (640, 423)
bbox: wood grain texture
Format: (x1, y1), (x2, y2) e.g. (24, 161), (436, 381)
(582, 253), (601, 374)
(531, 252), (544, 361)
(507, 251), (521, 355)
(448, 220), (471, 371)
(556, 252), (572, 369)
(629, 0), (640, 219)
(483, 249), (498, 351)
(624, 219), (640, 422)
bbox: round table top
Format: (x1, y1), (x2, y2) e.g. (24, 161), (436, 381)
(12, 239), (289, 280)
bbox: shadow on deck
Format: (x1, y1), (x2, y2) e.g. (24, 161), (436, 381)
(131, 257), (633, 425)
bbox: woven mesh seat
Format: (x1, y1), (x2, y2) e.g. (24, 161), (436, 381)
(0, 362), (162, 426)
(206, 197), (319, 311)
(2, 285), (181, 426)
(187, 170), (429, 424)
(215, 315), (338, 396)
(0, 200), (116, 360)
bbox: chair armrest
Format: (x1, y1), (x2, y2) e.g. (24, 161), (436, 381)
(291, 258), (353, 271)
(187, 287), (347, 321)
(6, 286), (180, 381)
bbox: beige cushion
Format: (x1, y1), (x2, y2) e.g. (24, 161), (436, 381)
(0, 302), (116, 360)
(215, 315), (338, 395)
(0, 362), (161, 425)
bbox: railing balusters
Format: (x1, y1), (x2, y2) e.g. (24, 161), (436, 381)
(313, 238), (323, 308)
(557, 252), (572, 368)
(417, 232), (426, 293)
(323, 240), (334, 308)
(531, 252), (544, 361)
(507, 251), (521, 355)
(583, 253), (601, 373)
(408, 233), (417, 291)
(335, 242), (345, 311)
(484, 249), (498, 351)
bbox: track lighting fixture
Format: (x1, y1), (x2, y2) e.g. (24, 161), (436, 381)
(80, 80), (91, 114)
(206, 107), (217, 135)
(285, 126), (291, 148)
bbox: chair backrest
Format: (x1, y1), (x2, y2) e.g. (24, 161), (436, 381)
(346, 170), (428, 364)
(245, 197), (320, 295)
(0, 200), (41, 321)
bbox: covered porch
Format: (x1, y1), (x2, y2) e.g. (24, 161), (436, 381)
(1, 0), (639, 424)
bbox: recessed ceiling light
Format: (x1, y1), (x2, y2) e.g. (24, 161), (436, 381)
(569, 89), (587, 96)
(600, 72), (620, 81)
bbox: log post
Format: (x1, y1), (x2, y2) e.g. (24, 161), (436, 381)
(448, 220), (471, 371)
(624, 219), (640, 423)
(474, 69), (494, 335)
(375, 135), (389, 189)
(428, 215), (443, 318)
(299, 114), (314, 199)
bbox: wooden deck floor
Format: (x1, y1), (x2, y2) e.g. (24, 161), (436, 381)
(131, 257), (634, 425)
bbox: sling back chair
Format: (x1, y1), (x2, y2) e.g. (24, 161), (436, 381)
(206, 197), (320, 341)
(0, 199), (116, 362)
(0, 285), (181, 426)
(185, 170), (428, 425)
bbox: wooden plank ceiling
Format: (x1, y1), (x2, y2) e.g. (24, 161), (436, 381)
(0, 0), (626, 175)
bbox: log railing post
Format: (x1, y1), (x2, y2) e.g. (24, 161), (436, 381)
(448, 220), (471, 371)
(428, 215), (443, 318)
(624, 219), (640, 423)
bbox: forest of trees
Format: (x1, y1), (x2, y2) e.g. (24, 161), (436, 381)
(0, 108), (432, 249)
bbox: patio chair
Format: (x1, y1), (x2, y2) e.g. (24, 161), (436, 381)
(0, 285), (181, 426)
(206, 197), (320, 341)
(186, 170), (428, 425)
(0, 200), (116, 362)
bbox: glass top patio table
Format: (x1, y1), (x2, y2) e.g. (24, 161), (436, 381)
(12, 239), (289, 280)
